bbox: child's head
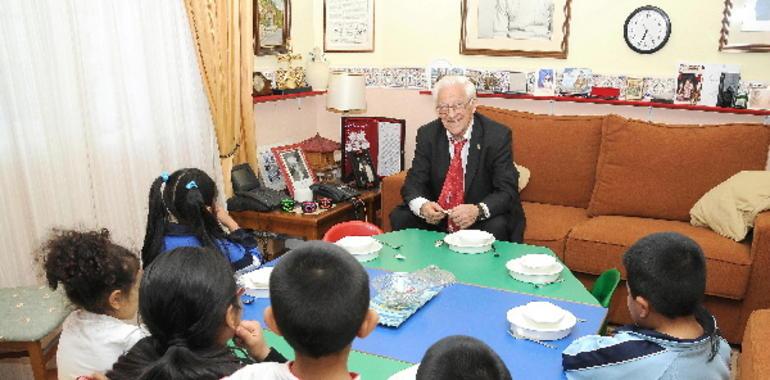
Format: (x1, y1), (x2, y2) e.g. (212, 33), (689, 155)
(265, 241), (377, 358)
(142, 168), (224, 267)
(623, 232), (706, 321)
(108, 246), (243, 380)
(42, 229), (140, 319)
(140, 246), (240, 348)
(416, 335), (511, 380)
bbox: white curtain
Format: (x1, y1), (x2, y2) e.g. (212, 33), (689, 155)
(0, 0), (223, 290)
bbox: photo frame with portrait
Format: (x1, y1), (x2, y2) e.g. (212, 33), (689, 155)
(271, 144), (317, 196)
(257, 144), (286, 191)
(719, 0), (770, 52)
(254, 0), (291, 56)
(461, 0), (572, 58)
(350, 149), (378, 189)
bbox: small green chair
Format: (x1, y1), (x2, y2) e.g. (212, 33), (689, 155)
(591, 268), (621, 308)
(590, 268), (621, 335)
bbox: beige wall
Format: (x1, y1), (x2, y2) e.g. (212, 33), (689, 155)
(258, 0), (770, 79)
(254, 1), (770, 166)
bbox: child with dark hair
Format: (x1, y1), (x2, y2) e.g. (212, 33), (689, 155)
(562, 232), (731, 380)
(390, 335), (511, 380)
(227, 241), (379, 380)
(42, 229), (145, 379)
(142, 168), (264, 273)
(107, 246), (284, 380)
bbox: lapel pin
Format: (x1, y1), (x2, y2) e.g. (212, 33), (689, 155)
(477, 144), (481, 150)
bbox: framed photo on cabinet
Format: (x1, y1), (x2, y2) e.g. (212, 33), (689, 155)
(271, 144), (317, 196)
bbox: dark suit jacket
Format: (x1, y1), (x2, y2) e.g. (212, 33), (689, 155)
(401, 112), (526, 240)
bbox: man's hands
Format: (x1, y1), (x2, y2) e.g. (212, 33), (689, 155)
(448, 204), (480, 230)
(235, 320), (271, 361)
(420, 202), (480, 229)
(420, 201), (448, 225)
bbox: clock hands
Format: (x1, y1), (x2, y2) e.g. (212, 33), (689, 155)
(641, 29), (648, 42)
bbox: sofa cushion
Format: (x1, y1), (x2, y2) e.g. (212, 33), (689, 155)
(565, 215), (752, 300)
(690, 170), (770, 242)
(588, 114), (770, 221)
(477, 106), (603, 208)
(522, 201), (589, 259)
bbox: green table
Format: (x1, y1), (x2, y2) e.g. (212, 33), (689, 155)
(370, 229), (600, 305)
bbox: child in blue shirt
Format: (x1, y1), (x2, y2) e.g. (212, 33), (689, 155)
(562, 232), (731, 380)
(142, 168), (264, 274)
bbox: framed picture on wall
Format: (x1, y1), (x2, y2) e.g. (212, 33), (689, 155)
(271, 144), (317, 196)
(719, 0), (770, 52)
(324, 0), (375, 52)
(460, 0), (572, 58)
(254, 0), (291, 55)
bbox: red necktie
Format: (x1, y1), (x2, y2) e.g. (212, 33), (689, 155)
(438, 139), (466, 232)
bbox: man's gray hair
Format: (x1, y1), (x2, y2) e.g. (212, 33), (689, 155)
(432, 75), (476, 105)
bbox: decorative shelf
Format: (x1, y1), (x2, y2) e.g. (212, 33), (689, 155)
(253, 90), (326, 104)
(418, 90), (770, 116)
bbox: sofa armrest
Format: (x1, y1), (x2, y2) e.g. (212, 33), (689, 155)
(381, 171), (407, 232)
(739, 309), (770, 380)
(738, 211), (770, 336)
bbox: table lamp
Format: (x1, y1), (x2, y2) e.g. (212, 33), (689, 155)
(326, 71), (367, 113)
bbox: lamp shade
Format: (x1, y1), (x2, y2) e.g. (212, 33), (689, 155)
(326, 71), (366, 113)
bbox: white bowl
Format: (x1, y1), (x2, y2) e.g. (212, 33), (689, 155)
(505, 258), (563, 284)
(506, 305), (576, 341)
(451, 230), (495, 246)
(519, 254), (558, 270)
(336, 236), (377, 254)
(241, 267), (273, 288)
(522, 301), (565, 328)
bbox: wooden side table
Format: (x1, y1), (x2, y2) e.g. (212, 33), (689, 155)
(230, 190), (381, 241)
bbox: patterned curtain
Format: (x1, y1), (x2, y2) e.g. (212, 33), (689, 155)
(183, 0), (257, 196)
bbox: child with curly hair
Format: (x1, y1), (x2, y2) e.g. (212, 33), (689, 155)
(42, 229), (145, 379)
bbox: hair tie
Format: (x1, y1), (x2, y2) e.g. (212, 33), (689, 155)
(160, 171), (170, 183)
(167, 337), (188, 348)
(185, 180), (198, 190)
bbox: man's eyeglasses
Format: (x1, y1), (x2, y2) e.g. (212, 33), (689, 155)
(436, 98), (474, 114)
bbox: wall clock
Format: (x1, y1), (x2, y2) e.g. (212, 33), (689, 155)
(624, 5), (671, 54)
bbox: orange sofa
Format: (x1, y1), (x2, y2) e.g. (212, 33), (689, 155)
(381, 105), (770, 344)
(739, 309), (770, 380)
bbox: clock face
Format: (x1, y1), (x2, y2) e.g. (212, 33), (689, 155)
(624, 6), (671, 54)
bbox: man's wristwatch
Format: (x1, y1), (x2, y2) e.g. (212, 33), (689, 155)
(476, 203), (487, 221)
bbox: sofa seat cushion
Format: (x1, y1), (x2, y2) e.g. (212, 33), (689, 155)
(588, 114), (770, 221)
(565, 215), (752, 300)
(522, 201), (589, 259)
(477, 106), (603, 209)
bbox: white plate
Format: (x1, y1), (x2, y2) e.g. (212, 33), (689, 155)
(240, 267), (273, 288)
(347, 240), (382, 262)
(444, 230), (495, 247)
(336, 236), (379, 255)
(506, 305), (576, 341)
(506, 258), (563, 276)
(451, 229), (495, 246)
(519, 254), (558, 271)
(522, 301), (565, 327)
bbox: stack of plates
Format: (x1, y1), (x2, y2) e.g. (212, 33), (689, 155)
(239, 267), (273, 298)
(506, 301), (576, 341)
(444, 230), (495, 254)
(335, 236), (383, 262)
(505, 253), (563, 284)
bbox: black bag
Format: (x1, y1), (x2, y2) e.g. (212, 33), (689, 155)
(227, 163), (286, 212)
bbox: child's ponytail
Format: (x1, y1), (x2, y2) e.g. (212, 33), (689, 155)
(180, 180), (222, 250)
(141, 174), (169, 268)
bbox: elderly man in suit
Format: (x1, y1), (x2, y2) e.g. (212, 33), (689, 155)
(389, 75), (526, 242)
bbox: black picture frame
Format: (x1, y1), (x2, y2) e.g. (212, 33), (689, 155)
(350, 149), (378, 189)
